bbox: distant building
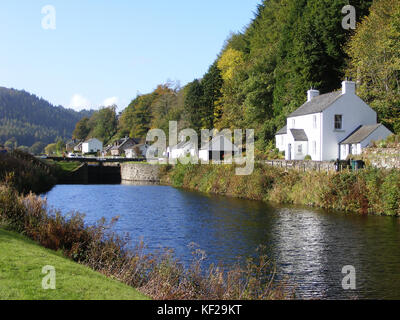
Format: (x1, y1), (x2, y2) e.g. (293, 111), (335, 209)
(101, 144), (113, 157)
(199, 134), (240, 162)
(66, 139), (81, 152)
(125, 143), (149, 159)
(167, 141), (198, 160)
(110, 137), (139, 156)
(82, 138), (103, 154)
(74, 142), (83, 153)
(275, 80), (393, 161)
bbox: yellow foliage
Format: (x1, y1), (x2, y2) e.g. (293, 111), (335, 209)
(217, 48), (245, 82)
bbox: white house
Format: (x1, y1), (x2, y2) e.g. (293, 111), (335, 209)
(82, 138), (103, 154)
(199, 134), (240, 162)
(167, 141), (198, 160)
(275, 80), (393, 161)
(125, 143), (149, 159)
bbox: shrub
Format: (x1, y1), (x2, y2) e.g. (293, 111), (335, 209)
(0, 183), (293, 300)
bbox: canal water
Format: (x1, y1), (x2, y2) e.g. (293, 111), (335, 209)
(44, 183), (400, 299)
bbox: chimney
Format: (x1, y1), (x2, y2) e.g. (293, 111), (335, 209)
(342, 78), (356, 95)
(307, 88), (320, 102)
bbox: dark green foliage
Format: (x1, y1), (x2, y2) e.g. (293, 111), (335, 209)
(0, 87), (92, 147)
(73, 117), (91, 140)
(0, 150), (57, 194)
(87, 107), (118, 143)
(184, 80), (205, 132)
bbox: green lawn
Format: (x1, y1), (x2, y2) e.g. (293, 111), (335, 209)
(0, 228), (149, 300)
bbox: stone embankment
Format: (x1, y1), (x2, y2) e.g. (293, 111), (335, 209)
(120, 163), (160, 182)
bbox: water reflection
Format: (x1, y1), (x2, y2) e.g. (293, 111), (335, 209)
(44, 184), (400, 299)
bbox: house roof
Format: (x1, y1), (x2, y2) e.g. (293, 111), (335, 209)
(276, 125), (287, 135)
(288, 91), (342, 118)
(115, 137), (139, 149)
(84, 138), (101, 143)
(200, 134), (239, 152)
(340, 124), (383, 144)
(171, 140), (196, 150)
(290, 129), (308, 141)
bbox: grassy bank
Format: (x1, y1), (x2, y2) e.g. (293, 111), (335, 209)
(160, 163), (400, 216)
(0, 183), (292, 300)
(0, 228), (147, 300)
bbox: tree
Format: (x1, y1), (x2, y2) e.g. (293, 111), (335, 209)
(184, 80), (205, 132)
(45, 143), (57, 155)
(87, 106), (118, 143)
(201, 62), (223, 129)
(73, 117), (90, 140)
(29, 141), (46, 154)
(347, 0), (400, 132)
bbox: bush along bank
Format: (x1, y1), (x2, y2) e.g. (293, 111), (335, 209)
(0, 150), (57, 194)
(0, 182), (292, 300)
(160, 163), (400, 216)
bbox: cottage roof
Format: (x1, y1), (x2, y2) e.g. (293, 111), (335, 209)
(290, 129), (308, 141)
(84, 138), (101, 143)
(200, 134), (239, 152)
(171, 140), (196, 150)
(276, 125), (287, 135)
(340, 124), (383, 144)
(288, 91), (342, 118)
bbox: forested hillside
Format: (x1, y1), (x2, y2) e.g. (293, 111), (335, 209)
(0, 87), (92, 150)
(74, 0), (400, 156)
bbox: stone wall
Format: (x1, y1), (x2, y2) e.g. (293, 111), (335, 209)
(362, 148), (400, 169)
(264, 160), (336, 172)
(120, 163), (160, 182)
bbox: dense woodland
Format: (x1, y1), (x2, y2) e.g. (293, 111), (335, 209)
(3, 0), (400, 156)
(75, 0), (398, 156)
(0, 87), (92, 152)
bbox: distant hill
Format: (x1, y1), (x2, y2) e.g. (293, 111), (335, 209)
(0, 87), (93, 148)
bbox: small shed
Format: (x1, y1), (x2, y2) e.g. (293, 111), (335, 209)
(340, 124), (393, 159)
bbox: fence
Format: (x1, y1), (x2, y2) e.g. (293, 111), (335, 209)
(264, 160), (336, 173)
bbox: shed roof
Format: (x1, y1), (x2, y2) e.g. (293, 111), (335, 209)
(276, 125), (287, 135)
(340, 124), (383, 144)
(288, 91), (342, 118)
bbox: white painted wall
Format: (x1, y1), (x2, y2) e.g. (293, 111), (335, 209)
(276, 134), (286, 152)
(82, 139), (103, 154)
(169, 143), (197, 160)
(285, 113), (322, 161)
(322, 94), (376, 160)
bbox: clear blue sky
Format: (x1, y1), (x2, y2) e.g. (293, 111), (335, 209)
(0, 0), (261, 111)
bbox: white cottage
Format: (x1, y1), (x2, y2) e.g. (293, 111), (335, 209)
(199, 134), (240, 162)
(167, 141), (197, 160)
(125, 143), (149, 159)
(82, 138), (103, 154)
(275, 80), (393, 161)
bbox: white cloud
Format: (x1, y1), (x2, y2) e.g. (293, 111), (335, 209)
(69, 94), (91, 111)
(103, 96), (119, 107)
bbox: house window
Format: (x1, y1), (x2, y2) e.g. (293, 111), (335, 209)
(297, 144), (302, 154)
(334, 115), (343, 130)
(313, 115), (317, 129)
